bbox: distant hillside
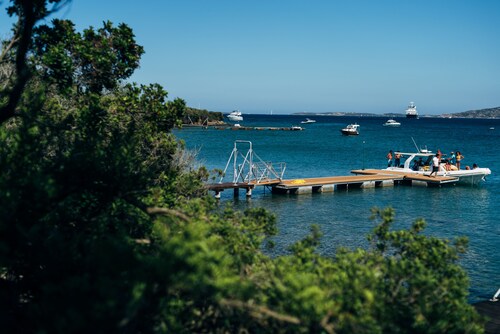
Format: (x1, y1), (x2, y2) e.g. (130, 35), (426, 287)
(294, 106), (500, 118)
(294, 112), (380, 117)
(444, 107), (500, 119)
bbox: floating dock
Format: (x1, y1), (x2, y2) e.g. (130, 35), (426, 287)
(272, 174), (396, 194)
(207, 179), (281, 198)
(207, 170), (459, 197)
(207, 141), (460, 198)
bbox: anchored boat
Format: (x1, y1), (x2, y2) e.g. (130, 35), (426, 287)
(340, 123), (360, 136)
(227, 110), (243, 121)
(383, 119), (401, 127)
(405, 102), (419, 119)
(301, 118), (316, 124)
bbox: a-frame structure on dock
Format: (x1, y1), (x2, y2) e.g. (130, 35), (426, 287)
(208, 140), (285, 198)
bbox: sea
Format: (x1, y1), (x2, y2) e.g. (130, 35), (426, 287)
(174, 114), (500, 303)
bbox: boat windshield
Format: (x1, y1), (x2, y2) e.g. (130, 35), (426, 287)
(394, 152), (434, 169)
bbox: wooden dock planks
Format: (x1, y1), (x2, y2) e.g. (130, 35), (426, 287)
(277, 174), (398, 187)
(206, 179), (282, 198)
(206, 179), (282, 191)
(272, 174), (399, 194)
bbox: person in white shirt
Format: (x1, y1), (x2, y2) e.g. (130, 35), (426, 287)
(429, 153), (440, 177)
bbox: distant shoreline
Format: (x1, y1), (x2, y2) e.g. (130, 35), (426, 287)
(291, 113), (499, 119)
(292, 107), (500, 119)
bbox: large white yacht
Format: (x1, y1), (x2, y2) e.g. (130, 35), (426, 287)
(405, 102), (419, 119)
(227, 110), (243, 121)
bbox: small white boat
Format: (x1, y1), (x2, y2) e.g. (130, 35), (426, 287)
(291, 126), (304, 131)
(405, 102), (419, 119)
(340, 123), (360, 136)
(301, 118), (316, 124)
(227, 110), (243, 121)
(383, 119), (401, 127)
(385, 151), (491, 186)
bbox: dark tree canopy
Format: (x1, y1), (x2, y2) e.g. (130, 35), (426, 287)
(32, 19), (144, 93)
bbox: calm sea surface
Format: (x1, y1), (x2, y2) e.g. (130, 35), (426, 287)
(174, 114), (500, 302)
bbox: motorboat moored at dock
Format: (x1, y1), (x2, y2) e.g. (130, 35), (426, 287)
(385, 151), (491, 185)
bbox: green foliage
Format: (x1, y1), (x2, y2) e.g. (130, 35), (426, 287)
(184, 106), (224, 125)
(0, 3), (485, 333)
(32, 19), (144, 94)
(367, 207), (479, 334)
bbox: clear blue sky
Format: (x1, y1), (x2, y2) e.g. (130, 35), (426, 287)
(1, 0), (499, 114)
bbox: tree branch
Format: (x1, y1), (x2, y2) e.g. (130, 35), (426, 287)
(146, 207), (190, 222)
(219, 298), (301, 325)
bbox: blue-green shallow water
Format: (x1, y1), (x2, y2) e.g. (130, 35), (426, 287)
(175, 115), (500, 302)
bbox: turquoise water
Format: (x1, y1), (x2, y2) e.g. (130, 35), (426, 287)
(175, 114), (500, 302)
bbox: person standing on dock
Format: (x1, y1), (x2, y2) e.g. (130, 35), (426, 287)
(449, 151), (456, 165)
(394, 152), (401, 167)
(429, 153), (440, 177)
(386, 150), (393, 167)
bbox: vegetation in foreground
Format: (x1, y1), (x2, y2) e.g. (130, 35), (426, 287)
(0, 1), (484, 333)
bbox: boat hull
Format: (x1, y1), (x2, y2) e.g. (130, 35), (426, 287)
(406, 114), (418, 119)
(385, 167), (491, 186)
(341, 130), (359, 136)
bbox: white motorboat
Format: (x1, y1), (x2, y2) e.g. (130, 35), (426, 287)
(340, 123), (360, 136)
(385, 151), (491, 185)
(383, 119), (401, 127)
(227, 110), (243, 121)
(301, 118), (316, 124)
(405, 102), (419, 119)
(291, 126), (304, 131)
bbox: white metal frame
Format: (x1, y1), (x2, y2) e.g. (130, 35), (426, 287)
(219, 140), (286, 184)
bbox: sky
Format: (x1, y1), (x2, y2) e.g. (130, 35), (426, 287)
(1, 0), (500, 115)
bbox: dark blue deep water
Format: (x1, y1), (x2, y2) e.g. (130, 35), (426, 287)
(174, 114), (500, 302)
